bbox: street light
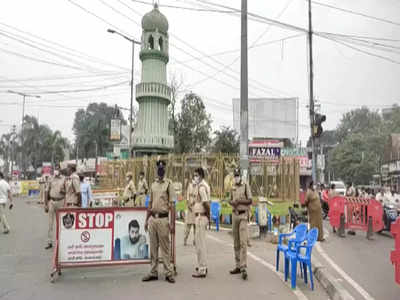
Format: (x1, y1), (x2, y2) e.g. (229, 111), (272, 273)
(107, 28), (141, 157)
(7, 90), (41, 178)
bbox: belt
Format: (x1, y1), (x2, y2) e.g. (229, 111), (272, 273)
(152, 212), (169, 218)
(65, 203), (75, 207)
(195, 212), (207, 217)
(235, 210), (247, 215)
(51, 197), (64, 201)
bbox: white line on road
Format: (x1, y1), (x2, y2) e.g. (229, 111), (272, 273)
(207, 234), (309, 300)
(315, 243), (375, 300)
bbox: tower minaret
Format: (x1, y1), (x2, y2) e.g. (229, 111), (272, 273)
(132, 4), (173, 155)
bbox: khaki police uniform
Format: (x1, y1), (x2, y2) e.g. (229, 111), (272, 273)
(47, 175), (66, 245)
(193, 180), (210, 275)
(148, 177), (175, 277)
(230, 181), (252, 272)
(65, 172), (80, 207)
(184, 182), (197, 245)
(123, 179), (137, 207)
(137, 178), (148, 207)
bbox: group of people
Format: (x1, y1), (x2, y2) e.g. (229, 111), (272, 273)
(122, 171), (148, 207)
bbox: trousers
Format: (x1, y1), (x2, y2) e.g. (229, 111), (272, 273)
(48, 200), (64, 244)
(194, 216), (208, 274)
(232, 212), (248, 270)
(0, 204), (10, 232)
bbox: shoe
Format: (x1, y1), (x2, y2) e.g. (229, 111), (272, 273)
(241, 269), (248, 280)
(229, 267), (241, 275)
(142, 274), (158, 282)
(3, 230), (9, 234)
(165, 276), (175, 283)
(348, 230), (356, 235)
(45, 244), (53, 250)
(247, 242), (252, 247)
(192, 272), (206, 278)
(193, 240), (196, 246)
(184, 241), (187, 246)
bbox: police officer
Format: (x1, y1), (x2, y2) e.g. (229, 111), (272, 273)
(123, 172), (136, 207)
(229, 168), (252, 280)
(44, 165), (66, 249)
(184, 176), (196, 246)
(136, 171), (148, 207)
(142, 160), (175, 284)
(65, 163), (81, 207)
(192, 167), (210, 278)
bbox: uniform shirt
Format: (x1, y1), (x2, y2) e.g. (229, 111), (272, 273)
(149, 178), (175, 213)
(120, 234), (147, 259)
(305, 189), (322, 213)
(0, 179), (10, 204)
(65, 172), (80, 205)
(193, 180), (210, 214)
(137, 178), (148, 195)
(123, 180), (136, 199)
(230, 181), (252, 212)
(49, 176), (66, 200)
(186, 182), (197, 224)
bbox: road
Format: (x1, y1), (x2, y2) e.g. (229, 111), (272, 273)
(314, 220), (399, 300)
(0, 196), (328, 300)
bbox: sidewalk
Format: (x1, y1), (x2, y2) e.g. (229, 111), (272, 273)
(0, 197), (328, 300)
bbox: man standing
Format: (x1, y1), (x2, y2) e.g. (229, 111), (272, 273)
(65, 163), (81, 207)
(123, 172), (136, 207)
(142, 160), (175, 283)
(136, 171), (148, 207)
(184, 176), (196, 246)
(229, 168), (252, 280)
(44, 165), (66, 249)
(192, 167), (210, 278)
(0, 172), (13, 234)
(119, 219), (148, 259)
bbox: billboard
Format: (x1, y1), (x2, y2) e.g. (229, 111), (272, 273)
(249, 140), (283, 162)
(233, 98), (298, 142)
(57, 208), (150, 264)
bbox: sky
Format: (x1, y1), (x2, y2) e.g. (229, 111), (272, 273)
(0, 0), (399, 146)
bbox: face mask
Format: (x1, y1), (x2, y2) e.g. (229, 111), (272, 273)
(157, 167), (165, 178)
(126, 177), (130, 182)
(234, 176), (241, 184)
(194, 175), (200, 184)
(192, 179), (196, 185)
(54, 170), (60, 176)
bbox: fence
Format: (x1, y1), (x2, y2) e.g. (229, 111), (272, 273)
(99, 154), (300, 203)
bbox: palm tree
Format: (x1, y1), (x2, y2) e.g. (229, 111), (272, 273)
(47, 130), (68, 169)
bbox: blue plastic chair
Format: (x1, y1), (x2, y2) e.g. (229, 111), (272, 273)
(210, 202), (221, 231)
(144, 195), (150, 208)
(276, 223), (308, 272)
(284, 228), (319, 290)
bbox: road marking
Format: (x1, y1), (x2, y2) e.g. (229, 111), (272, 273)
(315, 243), (374, 300)
(207, 234), (309, 300)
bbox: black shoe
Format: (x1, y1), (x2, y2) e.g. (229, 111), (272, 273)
(45, 244), (52, 250)
(192, 272), (206, 278)
(166, 276), (175, 283)
(3, 230), (9, 234)
(230, 267), (241, 274)
(142, 274), (158, 282)
(241, 269), (248, 280)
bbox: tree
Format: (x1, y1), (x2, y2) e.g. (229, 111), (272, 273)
(168, 74), (184, 151)
(73, 103), (126, 158)
(175, 92), (212, 153)
(212, 126), (239, 153)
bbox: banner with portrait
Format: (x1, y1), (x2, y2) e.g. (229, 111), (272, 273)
(56, 207), (150, 266)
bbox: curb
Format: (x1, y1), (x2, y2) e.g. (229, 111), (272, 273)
(313, 259), (354, 300)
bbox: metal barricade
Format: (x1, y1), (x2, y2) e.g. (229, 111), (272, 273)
(329, 196), (383, 239)
(390, 217), (400, 285)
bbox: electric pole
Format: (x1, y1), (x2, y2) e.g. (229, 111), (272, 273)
(240, 0), (249, 180)
(307, 0), (317, 183)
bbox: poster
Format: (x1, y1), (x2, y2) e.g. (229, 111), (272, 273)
(57, 208), (150, 264)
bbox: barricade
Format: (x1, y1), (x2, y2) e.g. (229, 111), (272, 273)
(390, 217), (400, 285)
(329, 196), (383, 239)
(91, 189), (120, 207)
(50, 205), (176, 282)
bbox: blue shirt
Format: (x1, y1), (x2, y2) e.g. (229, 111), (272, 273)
(80, 182), (92, 208)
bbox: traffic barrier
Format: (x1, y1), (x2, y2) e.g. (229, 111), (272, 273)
(390, 217), (400, 285)
(329, 196), (383, 239)
(50, 204), (176, 282)
(91, 189), (120, 207)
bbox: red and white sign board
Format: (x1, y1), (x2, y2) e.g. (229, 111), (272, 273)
(56, 207), (150, 266)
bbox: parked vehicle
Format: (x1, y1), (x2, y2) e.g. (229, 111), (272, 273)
(380, 204), (399, 233)
(330, 181), (346, 196)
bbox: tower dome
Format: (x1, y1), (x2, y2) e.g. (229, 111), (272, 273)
(141, 4), (169, 34)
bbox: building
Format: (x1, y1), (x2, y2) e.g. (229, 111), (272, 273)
(382, 133), (400, 191)
(132, 4), (174, 156)
(232, 97), (299, 143)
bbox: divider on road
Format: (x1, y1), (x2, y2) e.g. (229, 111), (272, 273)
(51, 206), (176, 282)
(390, 217), (400, 285)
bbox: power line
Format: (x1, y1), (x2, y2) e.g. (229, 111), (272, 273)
(311, 0), (400, 27)
(129, 0), (235, 13)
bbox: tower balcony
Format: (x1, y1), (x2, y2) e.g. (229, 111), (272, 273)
(136, 82), (171, 103)
(132, 134), (174, 150)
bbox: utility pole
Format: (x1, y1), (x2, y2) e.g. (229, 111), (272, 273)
(240, 0), (249, 180)
(107, 29), (141, 158)
(307, 0), (317, 183)
(7, 90), (41, 178)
